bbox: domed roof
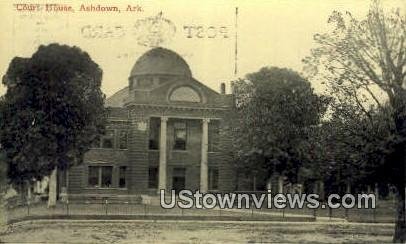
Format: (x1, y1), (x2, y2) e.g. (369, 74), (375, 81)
(130, 47), (192, 77)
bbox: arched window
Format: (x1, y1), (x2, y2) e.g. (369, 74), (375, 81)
(169, 86), (201, 103)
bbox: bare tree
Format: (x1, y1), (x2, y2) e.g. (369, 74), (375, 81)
(303, 1), (406, 241)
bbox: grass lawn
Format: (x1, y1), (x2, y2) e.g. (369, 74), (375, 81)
(0, 220), (394, 243)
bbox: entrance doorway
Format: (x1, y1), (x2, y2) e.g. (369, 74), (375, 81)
(172, 168), (186, 193)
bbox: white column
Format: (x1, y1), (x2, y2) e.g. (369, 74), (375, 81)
(158, 116), (168, 192)
(47, 167), (57, 207)
(200, 118), (210, 193)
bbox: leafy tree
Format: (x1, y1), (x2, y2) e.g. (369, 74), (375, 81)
(231, 67), (329, 190)
(323, 103), (394, 194)
(0, 151), (5, 228)
(303, 1), (405, 241)
(0, 44), (106, 196)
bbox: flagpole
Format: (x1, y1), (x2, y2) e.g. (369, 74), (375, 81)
(234, 7), (239, 78)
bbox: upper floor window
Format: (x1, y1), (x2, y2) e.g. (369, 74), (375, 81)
(118, 130), (128, 149)
(138, 77), (152, 88)
(169, 87), (201, 103)
(91, 129), (128, 150)
(91, 136), (101, 148)
(101, 130), (115, 148)
(173, 122), (187, 150)
(129, 79), (135, 89)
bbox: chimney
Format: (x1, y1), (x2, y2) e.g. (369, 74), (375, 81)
(220, 82), (226, 94)
(230, 81), (235, 94)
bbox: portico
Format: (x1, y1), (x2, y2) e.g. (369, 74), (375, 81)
(158, 116), (211, 193)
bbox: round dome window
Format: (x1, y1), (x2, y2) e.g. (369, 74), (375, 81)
(169, 86), (201, 103)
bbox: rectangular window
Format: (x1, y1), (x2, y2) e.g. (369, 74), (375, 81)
(88, 166), (113, 188)
(119, 166), (127, 188)
(138, 77), (152, 88)
(88, 166), (99, 187)
(208, 121), (220, 152)
(91, 136), (101, 148)
(119, 130), (128, 149)
(173, 122), (187, 150)
(148, 167), (158, 188)
(101, 166), (113, 187)
(102, 130), (115, 148)
(209, 168), (219, 190)
(129, 79), (135, 89)
(149, 118), (160, 150)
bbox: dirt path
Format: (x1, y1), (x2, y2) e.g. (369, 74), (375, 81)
(0, 220), (394, 243)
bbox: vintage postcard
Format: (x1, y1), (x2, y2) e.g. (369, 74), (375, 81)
(0, 0), (405, 243)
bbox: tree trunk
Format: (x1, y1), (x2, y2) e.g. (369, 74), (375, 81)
(319, 181), (325, 201)
(346, 182), (351, 194)
(0, 196), (6, 232)
(278, 176), (284, 194)
(27, 182), (31, 201)
(389, 94), (406, 242)
(393, 187), (406, 243)
(47, 167), (57, 208)
(19, 184), (26, 203)
(374, 183), (379, 201)
(266, 178), (272, 191)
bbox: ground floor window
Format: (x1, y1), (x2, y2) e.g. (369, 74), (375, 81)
(172, 167), (186, 192)
(209, 168), (219, 190)
(119, 166), (127, 188)
(88, 166), (113, 188)
(208, 121), (220, 152)
(149, 167), (158, 188)
(88, 166), (99, 187)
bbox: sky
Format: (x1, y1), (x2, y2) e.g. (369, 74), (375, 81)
(0, 0), (404, 97)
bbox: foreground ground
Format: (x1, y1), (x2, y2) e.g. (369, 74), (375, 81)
(0, 220), (394, 243)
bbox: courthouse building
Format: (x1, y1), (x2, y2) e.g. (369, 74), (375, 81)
(65, 47), (238, 199)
